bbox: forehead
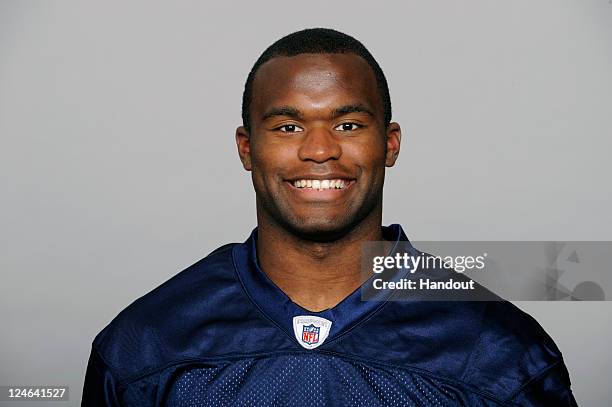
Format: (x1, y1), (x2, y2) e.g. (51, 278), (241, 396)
(250, 53), (382, 120)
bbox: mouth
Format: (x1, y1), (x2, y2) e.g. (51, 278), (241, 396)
(288, 178), (355, 191)
(284, 177), (356, 202)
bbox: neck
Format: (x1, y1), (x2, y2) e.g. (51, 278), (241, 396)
(256, 210), (384, 312)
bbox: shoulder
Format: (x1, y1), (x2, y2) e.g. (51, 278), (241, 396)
(91, 243), (255, 382)
(462, 300), (569, 400)
(96, 242), (238, 336)
(337, 299), (569, 402)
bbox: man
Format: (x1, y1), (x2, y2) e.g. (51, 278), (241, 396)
(82, 28), (577, 406)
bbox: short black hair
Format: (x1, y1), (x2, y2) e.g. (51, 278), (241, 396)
(241, 28), (391, 132)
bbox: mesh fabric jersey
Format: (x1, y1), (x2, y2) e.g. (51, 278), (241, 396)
(82, 225), (577, 406)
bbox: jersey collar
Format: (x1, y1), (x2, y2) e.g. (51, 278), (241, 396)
(232, 224), (413, 348)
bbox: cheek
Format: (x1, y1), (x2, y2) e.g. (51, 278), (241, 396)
(250, 140), (298, 182)
(341, 139), (387, 171)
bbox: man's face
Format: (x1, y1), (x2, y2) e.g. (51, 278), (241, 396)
(236, 53), (401, 241)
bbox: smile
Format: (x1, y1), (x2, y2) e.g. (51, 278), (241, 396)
(291, 179), (352, 191)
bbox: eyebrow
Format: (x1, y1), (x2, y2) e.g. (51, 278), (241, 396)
(261, 103), (375, 122)
(332, 104), (375, 119)
(261, 106), (303, 121)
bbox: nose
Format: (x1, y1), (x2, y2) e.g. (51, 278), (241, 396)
(297, 126), (342, 163)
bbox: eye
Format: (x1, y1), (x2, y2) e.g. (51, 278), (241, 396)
(277, 124), (304, 133)
(334, 123), (362, 131)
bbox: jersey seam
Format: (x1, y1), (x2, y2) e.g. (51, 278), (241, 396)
(458, 301), (489, 383)
(91, 345), (149, 405)
(504, 358), (563, 402)
(315, 349), (511, 406)
(116, 348), (509, 405)
(92, 345), (127, 387)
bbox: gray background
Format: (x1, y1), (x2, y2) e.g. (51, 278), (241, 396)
(1, 1), (610, 405)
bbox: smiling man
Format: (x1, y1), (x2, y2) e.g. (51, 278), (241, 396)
(82, 29), (577, 406)
(235, 47), (400, 312)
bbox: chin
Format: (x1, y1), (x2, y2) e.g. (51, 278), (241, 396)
(283, 216), (358, 242)
(258, 193), (380, 242)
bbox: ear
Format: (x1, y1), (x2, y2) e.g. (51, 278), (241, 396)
(235, 126), (252, 171)
(384, 122), (401, 167)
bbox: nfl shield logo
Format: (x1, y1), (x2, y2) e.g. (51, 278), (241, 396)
(302, 324), (320, 345)
(293, 316), (332, 350)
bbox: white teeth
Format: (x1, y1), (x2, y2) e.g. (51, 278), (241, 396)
(292, 179), (350, 190)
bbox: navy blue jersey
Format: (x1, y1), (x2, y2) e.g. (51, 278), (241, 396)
(82, 225), (577, 406)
